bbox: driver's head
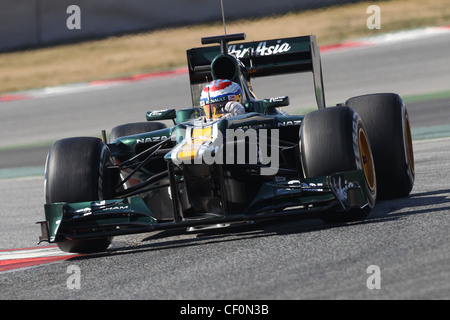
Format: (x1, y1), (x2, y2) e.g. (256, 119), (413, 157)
(200, 79), (243, 119)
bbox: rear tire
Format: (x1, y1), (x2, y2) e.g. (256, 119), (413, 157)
(45, 137), (114, 253)
(346, 93), (414, 199)
(300, 106), (376, 223)
(109, 122), (166, 142)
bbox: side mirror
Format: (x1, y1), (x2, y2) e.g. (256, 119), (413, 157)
(263, 96), (290, 108)
(146, 109), (176, 121)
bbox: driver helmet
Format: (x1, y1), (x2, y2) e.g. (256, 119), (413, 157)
(200, 79), (243, 119)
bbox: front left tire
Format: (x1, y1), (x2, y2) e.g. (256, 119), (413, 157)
(45, 137), (114, 253)
(300, 106), (377, 223)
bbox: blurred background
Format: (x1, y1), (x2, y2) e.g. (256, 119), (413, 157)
(2, 0), (449, 94)
(1, 0), (367, 52)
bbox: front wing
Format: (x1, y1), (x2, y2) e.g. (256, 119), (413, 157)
(38, 170), (370, 244)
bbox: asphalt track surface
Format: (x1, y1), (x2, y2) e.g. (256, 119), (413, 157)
(0, 30), (449, 300)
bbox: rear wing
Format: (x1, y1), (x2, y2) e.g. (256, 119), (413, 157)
(186, 35), (326, 109)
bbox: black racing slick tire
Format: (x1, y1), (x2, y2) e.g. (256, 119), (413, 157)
(45, 137), (114, 253)
(109, 122), (166, 142)
(300, 106), (376, 223)
(345, 93), (414, 199)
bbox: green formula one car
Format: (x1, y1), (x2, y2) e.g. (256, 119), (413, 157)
(38, 33), (415, 253)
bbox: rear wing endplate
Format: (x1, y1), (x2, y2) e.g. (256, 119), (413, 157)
(187, 35), (326, 109)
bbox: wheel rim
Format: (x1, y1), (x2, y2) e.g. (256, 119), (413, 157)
(404, 112), (415, 174)
(359, 128), (376, 192)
